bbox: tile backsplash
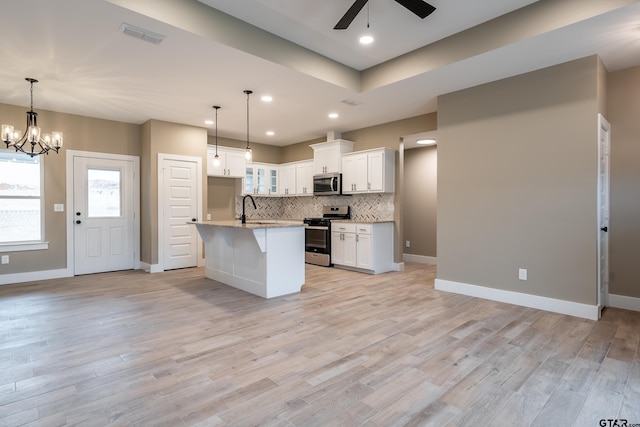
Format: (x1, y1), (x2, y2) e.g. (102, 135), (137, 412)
(235, 193), (395, 222)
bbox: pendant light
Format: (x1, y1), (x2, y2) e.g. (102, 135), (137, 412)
(212, 105), (221, 167)
(244, 89), (253, 162)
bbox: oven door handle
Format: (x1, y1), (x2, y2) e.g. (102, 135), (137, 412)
(305, 225), (329, 230)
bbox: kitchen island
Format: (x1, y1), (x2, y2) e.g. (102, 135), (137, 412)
(192, 220), (305, 298)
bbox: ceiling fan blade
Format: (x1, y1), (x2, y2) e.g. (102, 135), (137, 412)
(394, 0), (436, 19)
(334, 0), (369, 30)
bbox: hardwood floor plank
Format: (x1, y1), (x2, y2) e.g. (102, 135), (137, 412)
(0, 264), (639, 426)
(573, 387), (624, 427)
(530, 389), (586, 426)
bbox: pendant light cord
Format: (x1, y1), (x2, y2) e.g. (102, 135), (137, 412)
(213, 106), (220, 156)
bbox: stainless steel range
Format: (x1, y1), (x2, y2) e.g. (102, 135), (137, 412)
(303, 205), (350, 267)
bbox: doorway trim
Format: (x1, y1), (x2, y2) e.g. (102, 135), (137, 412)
(597, 113), (611, 318)
(156, 153), (203, 273)
(66, 150), (140, 276)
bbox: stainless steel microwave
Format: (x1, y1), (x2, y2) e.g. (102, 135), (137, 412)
(313, 172), (342, 196)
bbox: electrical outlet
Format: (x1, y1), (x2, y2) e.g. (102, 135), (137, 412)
(1, 255), (8, 264)
(405, 240), (410, 248)
(206, 213), (212, 220)
(519, 268), (527, 280)
(53, 203), (64, 212)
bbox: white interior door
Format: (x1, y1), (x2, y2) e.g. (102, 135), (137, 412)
(73, 156), (135, 275)
(161, 157), (199, 270)
(597, 113), (611, 318)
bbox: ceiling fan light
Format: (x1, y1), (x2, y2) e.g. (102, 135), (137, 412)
(359, 35), (374, 45)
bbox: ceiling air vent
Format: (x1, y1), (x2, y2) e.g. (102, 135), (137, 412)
(341, 99), (361, 106)
(119, 23), (165, 45)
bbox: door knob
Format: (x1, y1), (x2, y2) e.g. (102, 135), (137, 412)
(600, 226), (608, 232)
(76, 212), (81, 216)
(75, 220), (81, 224)
(192, 218), (197, 222)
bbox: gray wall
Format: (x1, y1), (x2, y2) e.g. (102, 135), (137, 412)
(437, 56), (602, 305)
(607, 66), (640, 298)
(403, 146), (437, 257)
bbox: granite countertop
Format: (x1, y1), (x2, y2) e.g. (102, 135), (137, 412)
(331, 220), (395, 224)
(192, 219), (304, 229)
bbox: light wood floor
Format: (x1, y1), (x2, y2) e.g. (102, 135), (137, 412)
(1, 263), (639, 426)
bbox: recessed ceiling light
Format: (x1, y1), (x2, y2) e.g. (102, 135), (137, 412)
(417, 138), (437, 145)
(328, 113), (339, 119)
(204, 119), (214, 125)
(261, 95), (273, 102)
(359, 35), (374, 45)
(266, 131), (275, 136)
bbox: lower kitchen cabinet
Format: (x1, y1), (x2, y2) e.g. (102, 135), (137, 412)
(331, 222), (394, 274)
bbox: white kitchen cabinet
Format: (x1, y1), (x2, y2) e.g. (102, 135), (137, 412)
(310, 139), (354, 174)
(279, 163), (296, 196)
(342, 148), (395, 194)
(279, 160), (314, 196)
(295, 160), (314, 196)
(331, 222), (394, 274)
(245, 162), (278, 195)
(207, 146), (246, 177)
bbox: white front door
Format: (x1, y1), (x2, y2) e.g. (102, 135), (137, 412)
(160, 157), (199, 270)
(597, 114), (611, 318)
(73, 156), (135, 275)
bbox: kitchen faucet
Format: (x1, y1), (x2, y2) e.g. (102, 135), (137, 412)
(241, 194), (257, 224)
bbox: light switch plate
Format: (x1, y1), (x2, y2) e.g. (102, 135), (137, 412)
(1, 255), (8, 264)
(54, 203), (64, 212)
(518, 268), (527, 280)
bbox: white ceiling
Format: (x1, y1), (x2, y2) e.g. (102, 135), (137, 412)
(1, 0), (640, 149)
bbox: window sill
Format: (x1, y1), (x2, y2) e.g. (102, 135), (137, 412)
(0, 242), (49, 253)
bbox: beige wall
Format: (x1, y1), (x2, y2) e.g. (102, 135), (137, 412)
(0, 103), (140, 275)
(207, 136), (283, 164)
(143, 120), (207, 266)
(607, 66), (640, 298)
(437, 55), (601, 305)
(404, 145), (437, 257)
(280, 114), (438, 163)
(207, 177), (241, 221)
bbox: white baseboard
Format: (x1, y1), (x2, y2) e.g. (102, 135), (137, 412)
(435, 278), (599, 320)
(608, 294), (640, 312)
(393, 262), (405, 272)
(403, 253), (437, 265)
(0, 268), (72, 286)
(140, 262), (163, 273)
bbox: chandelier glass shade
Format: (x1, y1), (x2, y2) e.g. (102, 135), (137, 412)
(2, 78), (63, 158)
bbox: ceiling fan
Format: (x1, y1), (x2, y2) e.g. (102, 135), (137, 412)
(334, 0), (436, 30)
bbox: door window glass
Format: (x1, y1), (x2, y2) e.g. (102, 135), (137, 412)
(87, 168), (121, 217)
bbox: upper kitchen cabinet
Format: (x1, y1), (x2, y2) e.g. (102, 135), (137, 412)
(279, 163), (296, 196)
(342, 148), (395, 194)
(310, 140), (354, 174)
(207, 146), (245, 177)
(279, 160), (313, 196)
(295, 161), (314, 196)
(245, 162), (278, 196)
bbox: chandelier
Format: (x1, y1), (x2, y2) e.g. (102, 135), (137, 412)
(2, 78), (63, 157)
